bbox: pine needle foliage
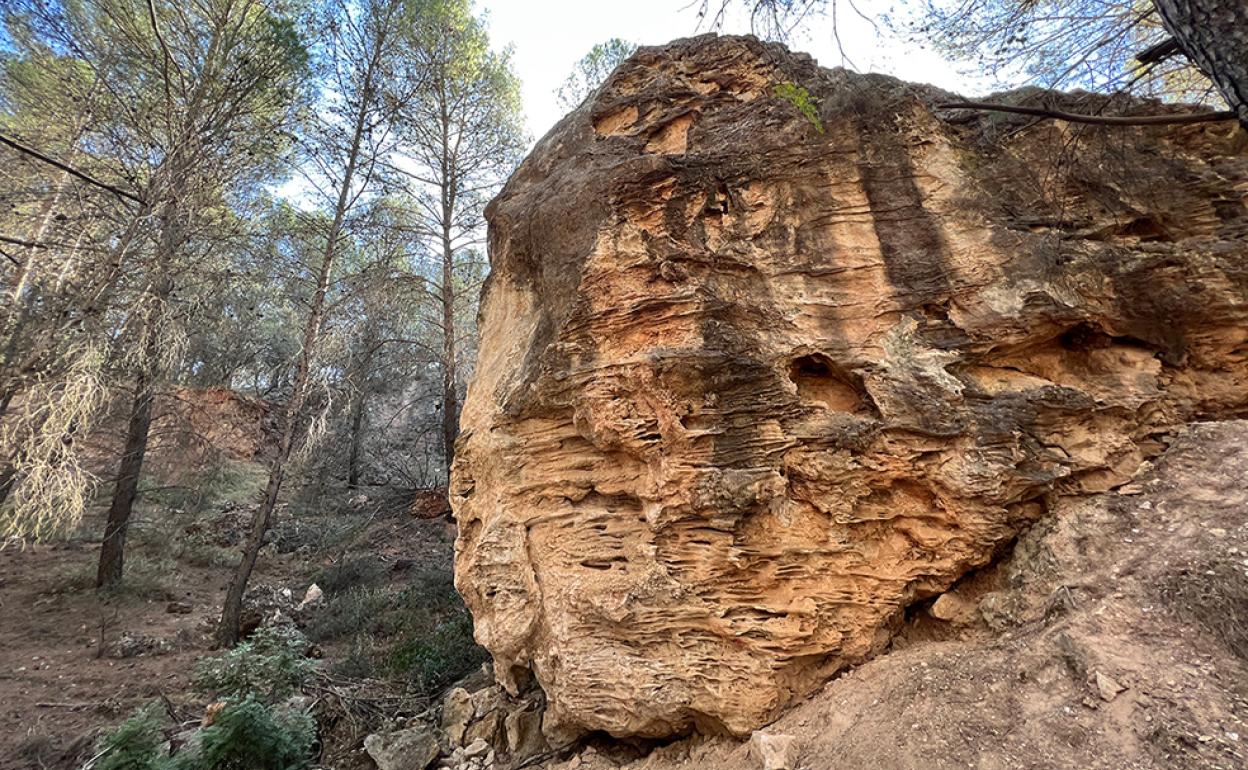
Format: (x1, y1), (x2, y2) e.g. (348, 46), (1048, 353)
(191, 696), (314, 770)
(193, 626), (314, 703)
(95, 704), (168, 770)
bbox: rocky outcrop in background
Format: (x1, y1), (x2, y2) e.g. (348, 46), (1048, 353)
(451, 34), (1248, 740)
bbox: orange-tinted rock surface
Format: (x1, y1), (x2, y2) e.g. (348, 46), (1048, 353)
(451, 34), (1248, 739)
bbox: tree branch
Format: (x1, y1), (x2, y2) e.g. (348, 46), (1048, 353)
(937, 101), (1236, 126)
(1136, 37), (1182, 65)
(0, 132), (147, 205)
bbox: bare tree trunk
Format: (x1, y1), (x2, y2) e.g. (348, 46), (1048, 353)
(1154, 0), (1248, 129)
(96, 347), (156, 587)
(437, 89), (460, 483)
(216, 49), (378, 645)
(94, 189), (178, 586)
(439, 233), (458, 482)
(346, 387), (366, 490)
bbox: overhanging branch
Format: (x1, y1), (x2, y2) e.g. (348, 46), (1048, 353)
(1136, 37), (1183, 65)
(0, 132), (147, 205)
(938, 101), (1236, 126)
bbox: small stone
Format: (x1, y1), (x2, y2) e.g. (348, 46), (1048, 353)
(749, 731), (796, 770)
(930, 592), (975, 623)
(463, 738), (490, 758)
(364, 725), (440, 770)
(296, 583), (323, 611)
(441, 687), (473, 747)
(1095, 671), (1125, 702)
(166, 601), (193, 614)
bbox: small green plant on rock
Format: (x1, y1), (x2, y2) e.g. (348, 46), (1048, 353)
(774, 82), (823, 133)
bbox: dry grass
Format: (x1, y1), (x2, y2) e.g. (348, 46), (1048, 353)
(1159, 558), (1248, 662)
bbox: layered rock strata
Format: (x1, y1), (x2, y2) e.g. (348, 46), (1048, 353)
(451, 34), (1248, 739)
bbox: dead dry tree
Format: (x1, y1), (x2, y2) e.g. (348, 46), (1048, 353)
(0, 342), (108, 541)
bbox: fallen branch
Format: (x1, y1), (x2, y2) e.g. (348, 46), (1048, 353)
(0, 131), (146, 205)
(938, 101), (1236, 126)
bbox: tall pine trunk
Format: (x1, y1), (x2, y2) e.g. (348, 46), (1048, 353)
(1154, 0), (1248, 129)
(96, 342), (157, 587)
(439, 230), (458, 482)
(93, 188), (179, 587)
(346, 388), (366, 490)
(217, 245), (334, 645)
(216, 43), (379, 644)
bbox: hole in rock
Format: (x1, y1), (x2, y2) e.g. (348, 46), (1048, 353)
(580, 556), (627, 571)
(1115, 215), (1171, 242)
(1058, 323), (1114, 352)
(787, 354), (874, 414)
(1057, 323), (1158, 358)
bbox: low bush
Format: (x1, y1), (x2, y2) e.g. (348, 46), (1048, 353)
(191, 695), (314, 770)
(145, 458), (268, 515)
(1159, 558), (1248, 661)
(94, 697), (314, 770)
(305, 587), (391, 642)
(388, 608), (486, 695)
(313, 557), (387, 595)
(193, 626), (314, 702)
(176, 534), (238, 568)
(96, 704), (168, 770)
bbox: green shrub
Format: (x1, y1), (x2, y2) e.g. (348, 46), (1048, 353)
(305, 587), (391, 642)
(187, 696), (314, 770)
(88, 553), (176, 601)
(193, 626), (313, 702)
(314, 557), (387, 594)
(96, 704), (169, 770)
(388, 609), (486, 695)
(152, 458), (268, 515)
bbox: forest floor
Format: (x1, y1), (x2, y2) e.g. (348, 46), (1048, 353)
(7, 422), (1248, 770)
(0, 483), (463, 770)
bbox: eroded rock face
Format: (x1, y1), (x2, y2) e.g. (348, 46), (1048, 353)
(451, 34), (1248, 739)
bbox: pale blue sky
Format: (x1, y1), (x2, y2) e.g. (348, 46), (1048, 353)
(478, 0), (989, 142)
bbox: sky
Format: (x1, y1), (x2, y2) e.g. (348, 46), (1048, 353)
(477, 0), (992, 143)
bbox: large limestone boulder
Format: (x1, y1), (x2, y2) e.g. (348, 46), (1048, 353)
(451, 34), (1248, 740)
